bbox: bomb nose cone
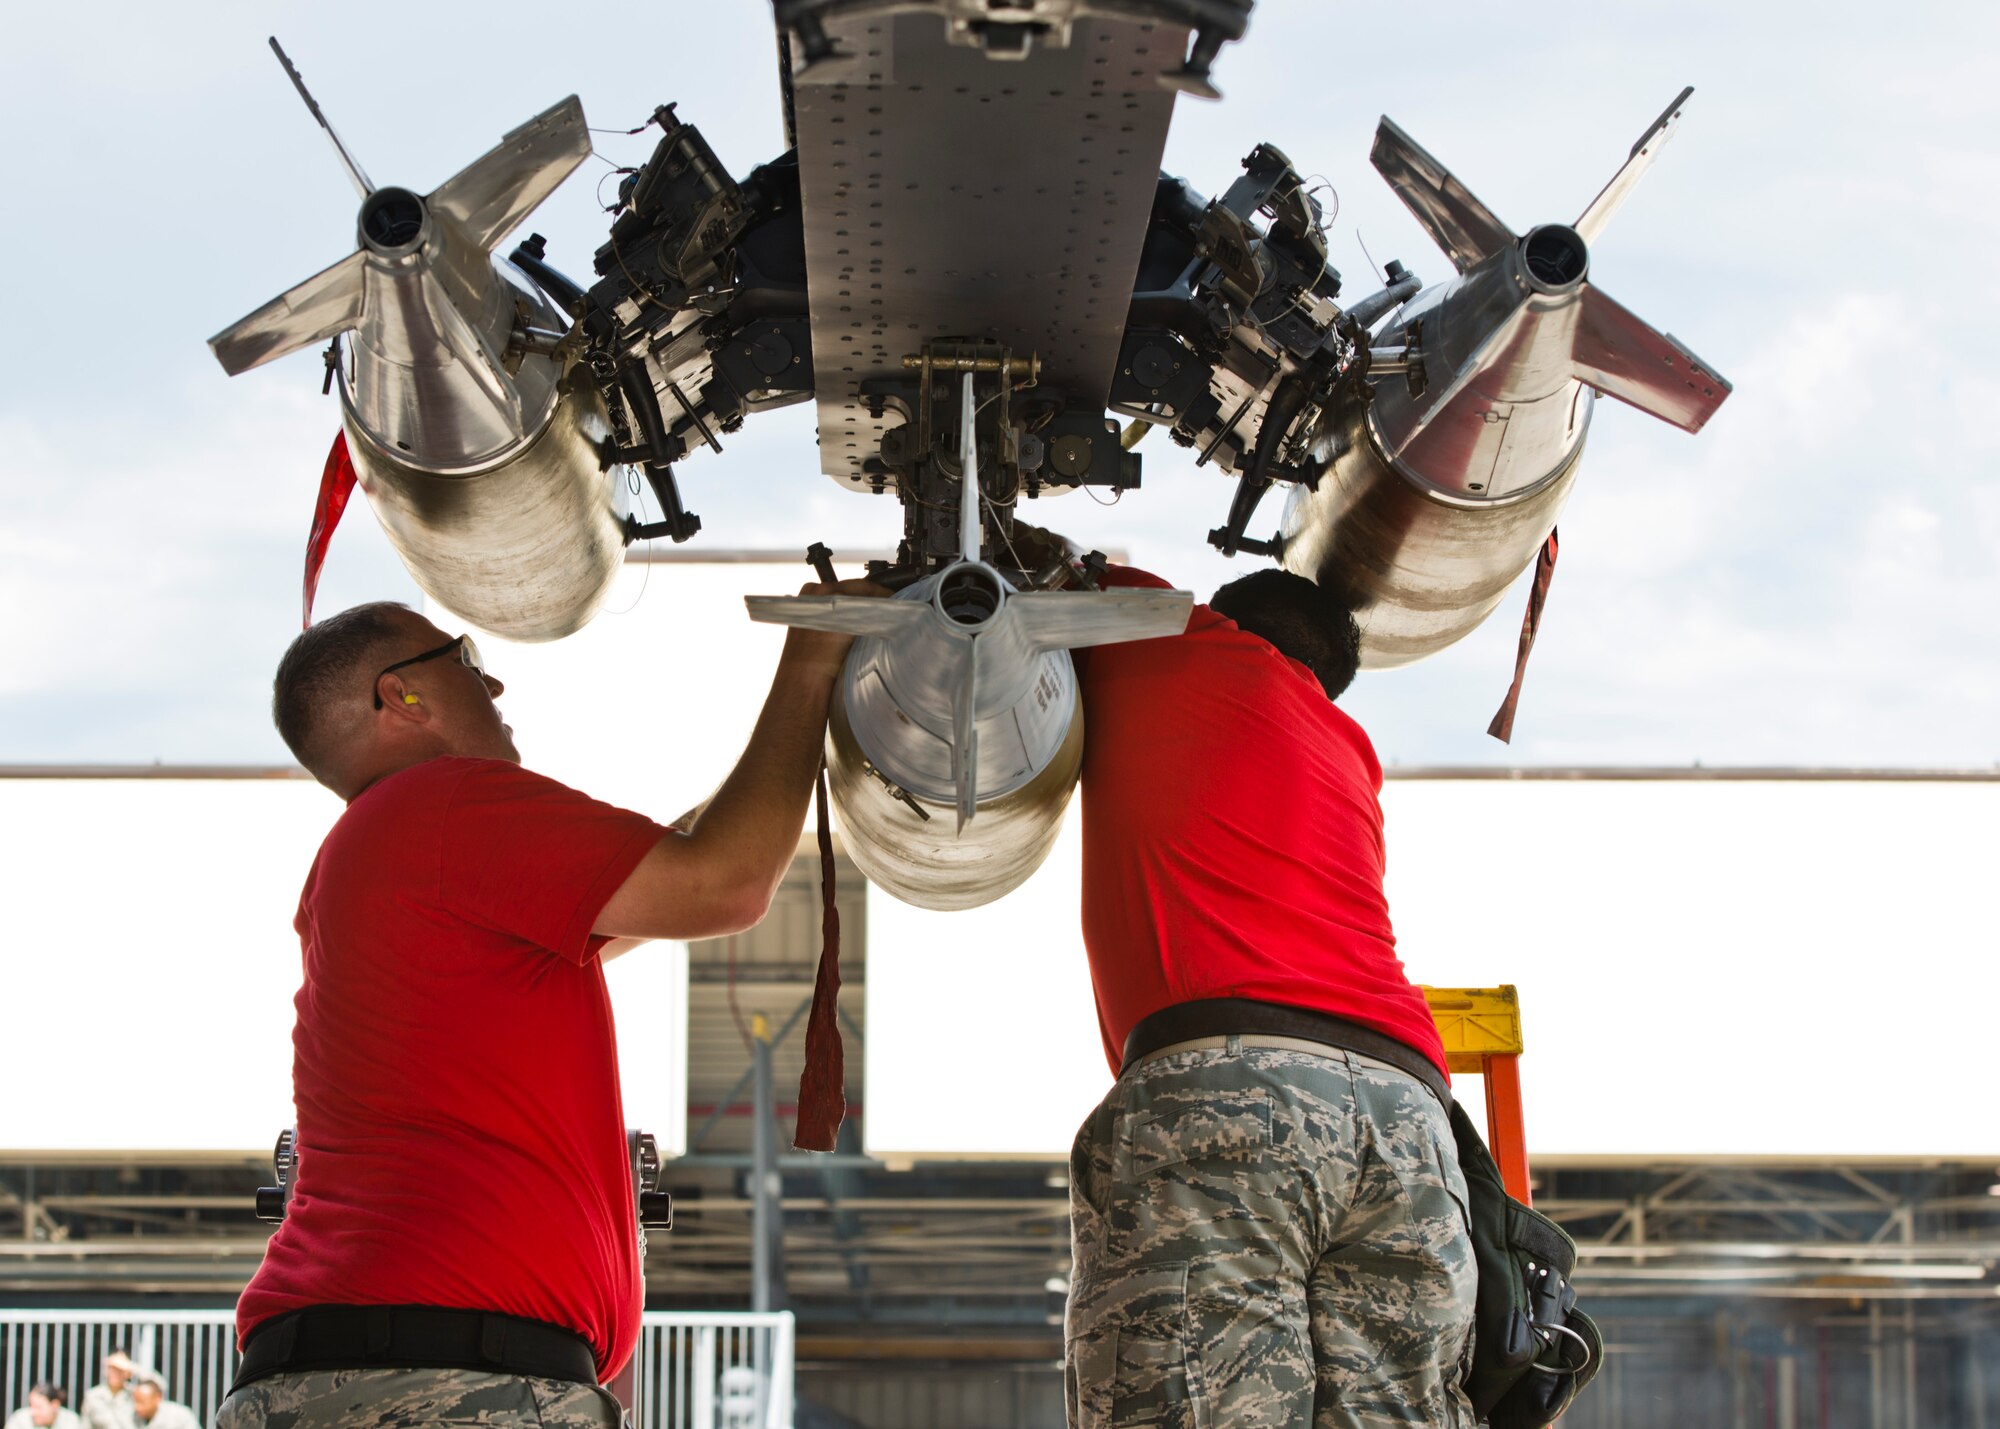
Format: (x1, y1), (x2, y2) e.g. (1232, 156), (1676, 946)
(359, 186), (430, 257)
(1520, 223), (1589, 293)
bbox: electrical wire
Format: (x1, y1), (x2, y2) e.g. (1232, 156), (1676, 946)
(1294, 173), (1339, 234)
(1356, 227), (1389, 285)
(981, 487), (1029, 572)
(595, 162), (640, 213)
(602, 466), (655, 616)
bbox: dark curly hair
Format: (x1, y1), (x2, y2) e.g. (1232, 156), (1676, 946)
(1209, 570), (1362, 701)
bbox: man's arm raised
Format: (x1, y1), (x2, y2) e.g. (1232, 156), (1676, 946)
(592, 580), (882, 943)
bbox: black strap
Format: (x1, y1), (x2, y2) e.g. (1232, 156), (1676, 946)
(1121, 996), (1451, 1108)
(232, 1306), (597, 1392)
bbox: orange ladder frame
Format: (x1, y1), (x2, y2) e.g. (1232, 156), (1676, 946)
(1423, 985), (1532, 1204)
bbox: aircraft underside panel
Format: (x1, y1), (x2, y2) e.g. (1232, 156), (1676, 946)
(792, 11), (1186, 488)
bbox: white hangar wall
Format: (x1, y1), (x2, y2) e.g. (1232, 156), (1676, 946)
(426, 560), (824, 831)
(0, 772), (688, 1157)
(6, 561), (1992, 1162)
(866, 776), (2000, 1161)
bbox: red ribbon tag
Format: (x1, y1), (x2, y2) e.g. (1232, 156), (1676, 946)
(1487, 527), (1560, 744)
(304, 430), (358, 628)
(792, 767), (846, 1152)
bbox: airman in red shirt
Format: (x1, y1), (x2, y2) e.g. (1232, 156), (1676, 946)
(219, 583), (877, 1429)
(1059, 553), (1477, 1429)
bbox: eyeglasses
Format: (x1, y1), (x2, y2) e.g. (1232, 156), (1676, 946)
(374, 634), (485, 709)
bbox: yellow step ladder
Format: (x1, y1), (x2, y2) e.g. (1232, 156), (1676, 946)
(1423, 985), (1532, 1203)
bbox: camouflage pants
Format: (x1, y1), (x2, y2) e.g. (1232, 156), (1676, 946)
(214, 1367), (625, 1428)
(1065, 1040), (1476, 1429)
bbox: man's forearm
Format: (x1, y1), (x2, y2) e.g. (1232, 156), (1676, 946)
(595, 580), (877, 941)
(680, 638), (840, 908)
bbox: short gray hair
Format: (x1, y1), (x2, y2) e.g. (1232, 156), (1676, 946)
(272, 602), (411, 775)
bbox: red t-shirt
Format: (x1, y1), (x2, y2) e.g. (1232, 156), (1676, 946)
(236, 757), (670, 1381)
(1074, 566), (1447, 1079)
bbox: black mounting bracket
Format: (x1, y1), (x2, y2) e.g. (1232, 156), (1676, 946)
(624, 463), (702, 544)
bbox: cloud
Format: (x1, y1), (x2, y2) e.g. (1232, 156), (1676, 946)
(0, 375), (417, 759)
(2, 1), (1995, 767)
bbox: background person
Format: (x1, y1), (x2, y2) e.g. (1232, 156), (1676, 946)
(1062, 558), (1477, 1428)
(79, 1351), (135, 1429)
(6, 1383), (82, 1429)
(216, 590), (877, 1429)
(125, 1377), (197, 1429)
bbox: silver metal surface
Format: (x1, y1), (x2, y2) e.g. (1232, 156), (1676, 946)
(748, 576), (1188, 801)
(1573, 86), (1692, 245)
(346, 365), (629, 641)
(825, 684), (1085, 910)
(746, 357), (1188, 907)
(1282, 93), (1731, 668)
(207, 250), (367, 377)
(427, 97), (593, 254)
(790, 10), (1184, 488)
(268, 38), (374, 199)
(345, 198), (547, 465)
(337, 96), (591, 473)
(210, 96), (623, 641)
(747, 570), (1190, 908)
(1282, 395), (1587, 668)
(1368, 116), (1513, 276)
(1366, 229), (1596, 493)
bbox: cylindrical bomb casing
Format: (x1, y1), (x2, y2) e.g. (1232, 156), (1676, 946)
(339, 185), (631, 641)
(1282, 233), (1595, 669)
(743, 566), (1190, 911)
(343, 362), (631, 641)
(822, 565), (1084, 910)
(826, 688), (1084, 912)
(1282, 397), (1585, 668)
(840, 567), (1077, 807)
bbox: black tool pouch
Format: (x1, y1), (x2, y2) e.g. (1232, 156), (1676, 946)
(1448, 1101), (1601, 1428)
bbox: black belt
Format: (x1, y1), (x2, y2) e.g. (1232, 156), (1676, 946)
(1121, 997), (1451, 1108)
(232, 1306), (597, 1392)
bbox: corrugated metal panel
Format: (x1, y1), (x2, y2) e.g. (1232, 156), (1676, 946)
(799, 1364), (1062, 1429)
(687, 854), (869, 1157)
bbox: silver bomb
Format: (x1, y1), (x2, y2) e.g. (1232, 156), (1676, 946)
(1282, 89), (1732, 667)
(210, 75), (627, 641)
(750, 375), (1191, 910)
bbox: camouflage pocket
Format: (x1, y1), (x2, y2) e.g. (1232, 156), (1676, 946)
(1124, 1087), (1273, 1180)
(1066, 1259), (1313, 1429)
(1183, 1266), (1314, 1429)
(1110, 1262), (1196, 1429)
(1068, 1263), (1194, 1429)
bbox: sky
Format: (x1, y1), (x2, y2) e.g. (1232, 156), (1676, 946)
(2, 0), (1996, 770)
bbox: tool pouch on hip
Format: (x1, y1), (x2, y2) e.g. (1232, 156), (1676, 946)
(1448, 1100), (1601, 1428)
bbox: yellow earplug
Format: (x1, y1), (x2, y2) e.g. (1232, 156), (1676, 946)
(403, 694), (420, 704)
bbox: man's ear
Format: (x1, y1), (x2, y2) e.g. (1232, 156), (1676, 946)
(377, 673), (430, 720)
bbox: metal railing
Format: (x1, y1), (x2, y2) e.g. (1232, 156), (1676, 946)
(0, 1312), (235, 1426)
(0, 1309), (795, 1429)
(630, 1314), (794, 1429)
